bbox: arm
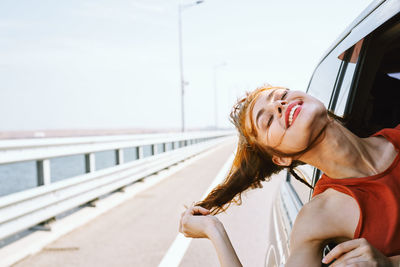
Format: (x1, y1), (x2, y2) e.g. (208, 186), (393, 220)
(205, 218), (242, 267)
(286, 192), (358, 266)
(286, 239), (324, 267)
(179, 206), (242, 267)
(322, 238), (399, 267)
(289, 192), (397, 267)
(285, 204), (326, 266)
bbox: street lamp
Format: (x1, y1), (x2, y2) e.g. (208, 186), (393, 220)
(178, 0), (204, 132)
(213, 62), (226, 129)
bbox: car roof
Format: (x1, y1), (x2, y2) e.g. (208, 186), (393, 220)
(318, 0), (386, 64)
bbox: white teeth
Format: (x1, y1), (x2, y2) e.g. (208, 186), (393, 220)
(288, 105), (300, 126)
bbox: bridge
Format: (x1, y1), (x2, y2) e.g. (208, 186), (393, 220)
(0, 131), (281, 267)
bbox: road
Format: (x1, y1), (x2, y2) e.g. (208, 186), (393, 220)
(13, 139), (282, 267)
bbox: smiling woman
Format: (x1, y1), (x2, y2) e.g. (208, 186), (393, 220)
(179, 82), (400, 266)
(177, 1), (400, 266)
(195, 85), (330, 215)
(249, 87), (328, 157)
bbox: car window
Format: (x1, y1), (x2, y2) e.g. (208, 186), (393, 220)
(366, 34), (400, 132)
(333, 39), (364, 117)
(307, 52), (343, 107)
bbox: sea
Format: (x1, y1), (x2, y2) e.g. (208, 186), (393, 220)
(0, 143), (165, 198)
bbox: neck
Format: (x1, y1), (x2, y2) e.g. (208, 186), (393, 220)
(298, 120), (391, 179)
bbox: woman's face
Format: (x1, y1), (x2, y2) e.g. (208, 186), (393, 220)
(250, 89), (328, 156)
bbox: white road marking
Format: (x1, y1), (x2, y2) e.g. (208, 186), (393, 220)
(158, 153), (235, 267)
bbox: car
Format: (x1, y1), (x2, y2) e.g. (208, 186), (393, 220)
(265, 0), (400, 266)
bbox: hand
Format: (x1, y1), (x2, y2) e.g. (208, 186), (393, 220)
(179, 205), (221, 239)
(322, 238), (393, 267)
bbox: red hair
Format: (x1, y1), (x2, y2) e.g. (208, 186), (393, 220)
(197, 85), (294, 214)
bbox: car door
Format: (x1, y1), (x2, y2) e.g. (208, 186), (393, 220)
(266, 1), (400, 266)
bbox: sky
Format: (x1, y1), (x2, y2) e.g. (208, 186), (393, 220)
(0, 0), (373, 132)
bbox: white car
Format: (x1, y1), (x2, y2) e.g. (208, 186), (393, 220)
(266, 1), (400, 266)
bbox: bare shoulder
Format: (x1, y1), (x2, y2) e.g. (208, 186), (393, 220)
(290, 188), (359, 249)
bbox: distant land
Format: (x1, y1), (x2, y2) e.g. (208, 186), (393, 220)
(0, 127), (227, 140)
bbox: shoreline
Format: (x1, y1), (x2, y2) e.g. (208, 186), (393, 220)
(0, 127), (227, 140)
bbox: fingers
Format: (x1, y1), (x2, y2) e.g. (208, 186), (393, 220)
(322, 239), (366, 264)
(179, 205), (210, 234)
(332, 259), (374, 267)
(182, 204), (210, 215)
(329, 246), (363, 267)
(343, 257), (371, 266)
(190, 206), (210, 215)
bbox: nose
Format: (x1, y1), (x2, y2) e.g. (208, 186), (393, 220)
(274, 100), (287, 117)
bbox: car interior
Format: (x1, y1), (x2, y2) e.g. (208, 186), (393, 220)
(344, 17), (400, 138)
(368, 38), (400, 134)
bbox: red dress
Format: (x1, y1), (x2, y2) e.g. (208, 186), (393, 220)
(312, 125), (400, 256)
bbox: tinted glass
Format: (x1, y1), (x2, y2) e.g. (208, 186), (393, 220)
(307, 52), (342, 107)
(334, 39), (364, 117)
(335, 63), (356, 116)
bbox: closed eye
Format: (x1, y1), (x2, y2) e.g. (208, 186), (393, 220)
(281, 90), (288, 100)
(267, 115), (273, 127)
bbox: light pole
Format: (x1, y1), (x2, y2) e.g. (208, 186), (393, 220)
(213, 62), (226, 129)
(178, 0), (204, 132)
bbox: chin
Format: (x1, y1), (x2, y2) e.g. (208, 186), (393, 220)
(288, 100), (328, 148)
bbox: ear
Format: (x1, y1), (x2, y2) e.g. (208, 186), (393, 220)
(272, 155), (293, 167)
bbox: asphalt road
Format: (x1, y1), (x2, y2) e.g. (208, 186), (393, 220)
(13, 139), (282, 267)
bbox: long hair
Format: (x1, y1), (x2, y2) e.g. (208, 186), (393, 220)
(197, 85), (310, 214)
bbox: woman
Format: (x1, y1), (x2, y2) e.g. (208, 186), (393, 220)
(179, 85), (400, 266)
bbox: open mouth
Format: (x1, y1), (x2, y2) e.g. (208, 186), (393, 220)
(285, 100), (303, 128)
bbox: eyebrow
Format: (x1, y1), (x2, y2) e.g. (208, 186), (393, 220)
(266, 88), (278, 103)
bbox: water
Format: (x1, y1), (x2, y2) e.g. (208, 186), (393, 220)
(0, 147), (154, 197)
(0, 138), (198, 197)
(0, 161), (37, 197)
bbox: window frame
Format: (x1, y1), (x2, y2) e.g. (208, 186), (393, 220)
(287, 12), (400, 203)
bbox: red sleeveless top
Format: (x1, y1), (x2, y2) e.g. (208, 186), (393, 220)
(312, 125), (400, 256)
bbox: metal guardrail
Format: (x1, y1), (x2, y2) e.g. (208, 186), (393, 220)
(0, 132), (206, 150)
(0, 131), (234, 241)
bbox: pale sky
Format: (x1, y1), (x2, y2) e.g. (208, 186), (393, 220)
(0, 0), (373, 131)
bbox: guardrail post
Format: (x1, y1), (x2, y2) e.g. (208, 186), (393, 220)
(0, 131), (234, 249)
(116, 149), (124, 165)
(137, 146), (144, 159)
(152, 144), (157, 155)
(85, 153), (95, 173)
(30, 217), (56, 231)
(37, 159), (51, 186)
